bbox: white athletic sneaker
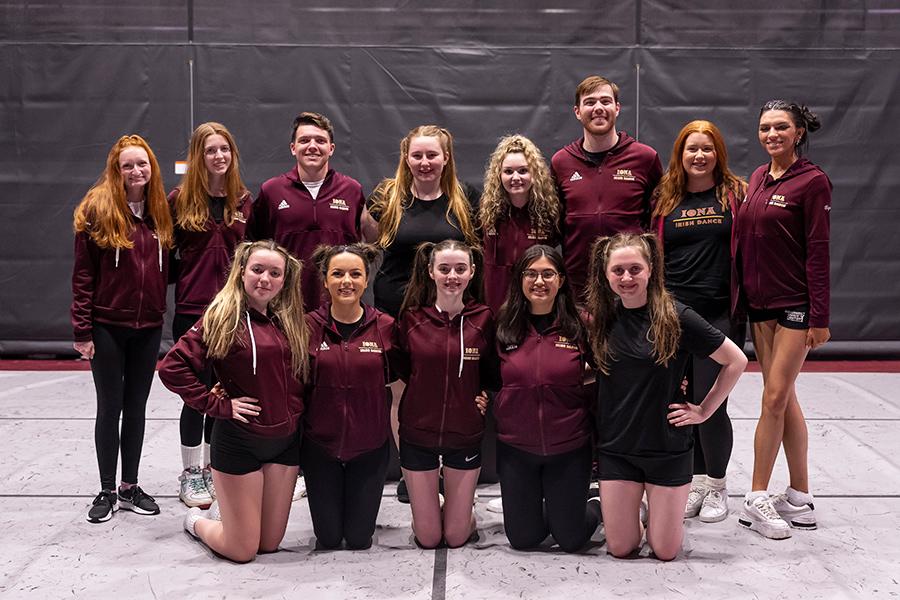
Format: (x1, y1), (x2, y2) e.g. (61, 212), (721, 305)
(486, 497), (504, 513)
(684, 483), (709, 518)
(738, 494), (791, 539)
(202, 466), (216, 500)
(179, 467), (213, 508)
(771, 492), (817, 530)
(207, 500), (221, 522)
(183, 507), (203, 539)
(699, 488), (729, 523)
(292, 475), (307, 502)
(639, 498), (649, 526)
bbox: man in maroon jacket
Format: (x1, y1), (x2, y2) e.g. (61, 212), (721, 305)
(551, 75), (663, 301)
(248, 112), (377, 312)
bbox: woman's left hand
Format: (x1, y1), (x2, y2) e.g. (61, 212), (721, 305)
(667, 402), (707, 427)
(474, 391), (489, 416)
(806, 327), (830, 350)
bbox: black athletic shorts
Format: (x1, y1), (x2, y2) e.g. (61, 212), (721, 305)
(399, 440), (482, 471)
(210, 419), (300, 475)
(597, 450), (692, 487)
(747, 305), (810, 330)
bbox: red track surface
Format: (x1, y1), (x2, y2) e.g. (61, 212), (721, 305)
(1, 359), (899, 372)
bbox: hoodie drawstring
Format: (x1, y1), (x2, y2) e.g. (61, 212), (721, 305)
(158, 237), (163, 272)
(246, 311), (258, 375)
(115, 247), (120, 268)
(458, 314), (464, 378)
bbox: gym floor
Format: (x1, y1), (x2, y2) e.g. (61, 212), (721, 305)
(1, 363), (898, 599)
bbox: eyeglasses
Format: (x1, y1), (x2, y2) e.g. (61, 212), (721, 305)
(522, 269), (559, 281)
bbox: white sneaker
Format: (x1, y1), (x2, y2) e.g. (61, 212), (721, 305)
(771, 492), (817, 530)
(486, 497), (504, 513)
(639, 498), (648, 526)
(738, 494), (791, 539)
(699, 488), (728, 523)
(292, 475), (307, 502)
(684, 483), (708, 518)
(183, 507), (203, 539)
(202, 466), (216, 500)
(179, 467), (212, 508)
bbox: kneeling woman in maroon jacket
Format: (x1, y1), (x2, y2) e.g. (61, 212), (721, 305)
(396, 239), (496, 548)
(303, 243), (399, 550)
(159, 240), (309, 563)
(488, 245), (601, 552)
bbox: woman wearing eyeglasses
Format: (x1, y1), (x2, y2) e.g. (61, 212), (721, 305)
(479, 245), (600, 552)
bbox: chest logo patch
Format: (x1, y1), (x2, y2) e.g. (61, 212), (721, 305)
(319, 341), (330, 351)
(329, 197), (350, 211)
(612, 169), (636, 182)
(554, 335), (578, 351)
(767, 194), (789, 208)
(463, 347), (481, 361)
(278, 199), (290, 210)
(359, 341), (382, 354)
(569, 171), (583, 182)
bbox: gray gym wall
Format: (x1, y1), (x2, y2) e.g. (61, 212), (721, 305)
(1, 1), (898, 356)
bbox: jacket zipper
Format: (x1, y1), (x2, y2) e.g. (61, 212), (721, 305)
(135, 222), (146, 328)
(537, 333), (547, 455)
(437, 316), (452, 448)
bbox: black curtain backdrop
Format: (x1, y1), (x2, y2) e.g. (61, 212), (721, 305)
(2, 1), (898, 355)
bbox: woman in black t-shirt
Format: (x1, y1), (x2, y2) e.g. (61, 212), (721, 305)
(651, 120), (747, 524)
(585, 232), (746, 561)
(366, 125), (480, 499)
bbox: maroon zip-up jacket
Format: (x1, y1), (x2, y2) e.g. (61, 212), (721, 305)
(396, 301), (496, 449)
(551, 133), (662, 299)
(734, 158), (831, 327)
(248, 168), (364, 312)
(482, 206), (559, 313)
(305, 304), (399, 461)
(169, 188), (252, 316)
(494, 322), (593, 456)
(158, 309), (304, 438)
(71, 214), (169, 342)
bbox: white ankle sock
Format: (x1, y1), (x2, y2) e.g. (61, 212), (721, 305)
(786, 486), (813, 506)
(181, 444), (203, 471)
(706, 476), (726, 491)
(203, 442), (211, 468)
(691, 474), (709, 488)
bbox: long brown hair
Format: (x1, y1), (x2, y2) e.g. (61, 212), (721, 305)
(479, 134), (560, 238)
(585, 233), (680, 375)
(203, 240), (310, 382)
(652, 120), (747, 219)
(73, 134), (173, 249)
(369, 125), (478, 248)
(174, 122), (249, 231)
(400, 239), (484, 315)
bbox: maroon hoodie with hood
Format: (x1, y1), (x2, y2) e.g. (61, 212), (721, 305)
(71, 213), (169, 342)
(734, 158), (831, 327)
(305, 304), (399, 461)
(248, 168), (365, 311)
(550, 132), (662, 299)
(169, 188), (252, 316)
(493, 321), (593, 456)
(158, 309), (304, 438)
(396, 301), (496, 449)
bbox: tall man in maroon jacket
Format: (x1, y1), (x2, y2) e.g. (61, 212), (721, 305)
(551, 75), (663, 300)
(248, 112), (377, 311)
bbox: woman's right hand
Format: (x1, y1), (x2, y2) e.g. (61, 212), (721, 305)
(231, 395), (261, 423)
(474, 391), (489, 416)
(73, 341), (94, 360)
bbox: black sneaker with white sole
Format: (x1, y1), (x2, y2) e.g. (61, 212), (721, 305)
(87, 490), (118, 523)
(118, 485), (160, 515)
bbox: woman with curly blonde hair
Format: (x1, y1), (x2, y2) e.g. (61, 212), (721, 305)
(479, 134), (561, 313)
(169, 122), (253, 509)
(160, 240), (310, 563)
(72, 134), (173, 524)
(585, 232), (746, 560)
(651, 120), (747, 524)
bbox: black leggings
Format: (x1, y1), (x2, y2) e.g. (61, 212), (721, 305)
(690, 310), (744, 479)
(496, 441), (599, 553)
(300, 438), (390, 550)
(173, 313), (214, 447)
(90, 322), (162, 490)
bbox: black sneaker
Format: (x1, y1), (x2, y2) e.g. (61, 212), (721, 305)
(118, 485), (160, 515)
(87, 490), (118, 523)
(396, 477), (410, 504)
